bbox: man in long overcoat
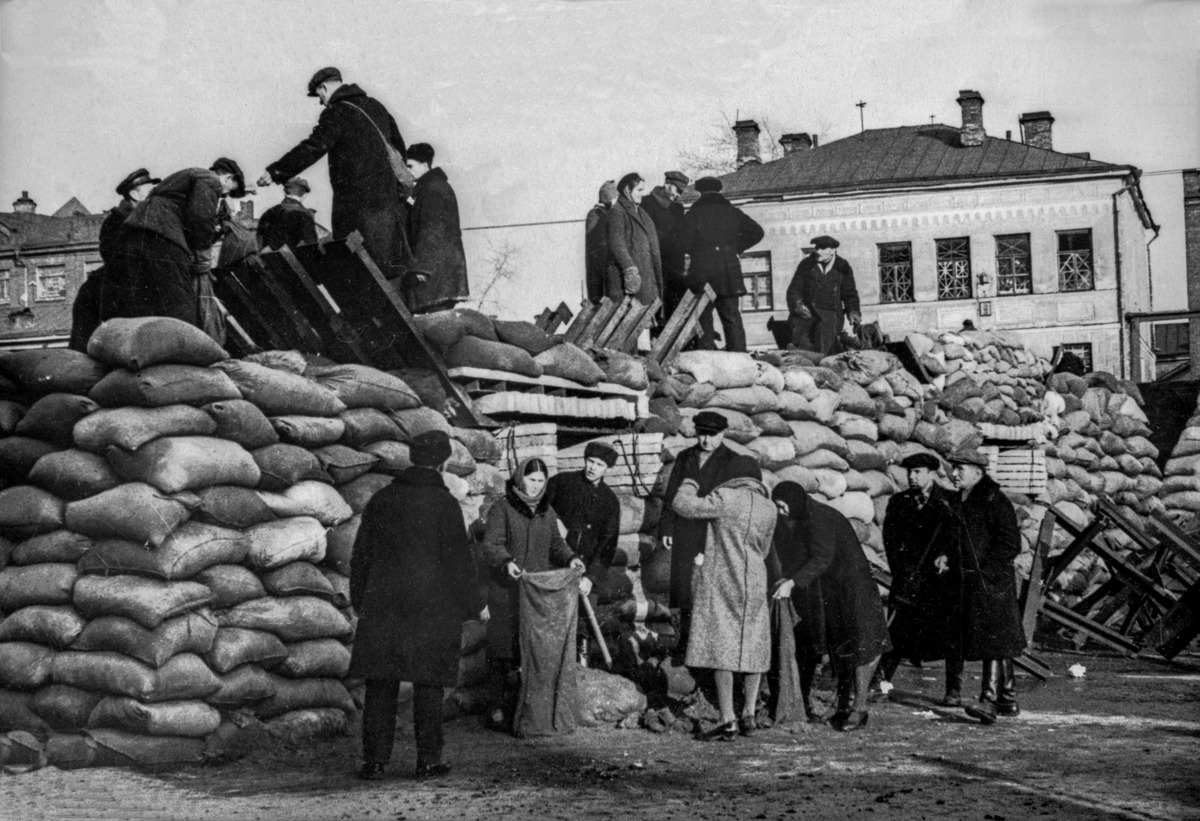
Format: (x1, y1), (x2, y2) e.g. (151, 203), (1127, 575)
(403, 143), (469, 313)
(584, 180), (617, 305)
(606, 173), (662, 308)
(878, 452), (965, 705)
(640, 171), (690, 322)
(660, 411), (761, 652)
(679, 176), (764, 353)
(949, 449), (1026, 725)
(256, 177), (318, 251)
(348, 430), (486, 780)
(259, 67), (413, 285)
(785, 235), (860, 355)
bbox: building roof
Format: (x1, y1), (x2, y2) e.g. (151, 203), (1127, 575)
(52, 197), (93, 218)
(721, 124), (1130, 201)
(0, 211), (105, 252)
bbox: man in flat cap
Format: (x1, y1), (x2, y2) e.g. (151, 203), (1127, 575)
(116, 158), (246, 342)
(257, 177), (318, 252)
(404, 143), (469, 314)
(680, 176), (765, 352)
(876, 451), (965, 705)
(349, 429), (487, 781)
(584, 180), (618, 305)
(258, 67), (413, 290)
(947, 449), (1025, 725)
(660, 410), (762, 655)
(545, 440), (622, 663)
(69, 168), (160, 351)
(641, 171), (691, 323)
(785, 234), (861, 355)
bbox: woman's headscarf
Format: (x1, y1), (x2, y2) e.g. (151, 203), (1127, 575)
(510, 456), (549, 510)
(771, 481), (811, 523)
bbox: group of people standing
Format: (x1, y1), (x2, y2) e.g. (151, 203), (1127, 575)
(70, 66), (469, 352)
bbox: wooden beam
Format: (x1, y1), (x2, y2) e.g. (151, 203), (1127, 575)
(1039, 598), (1140, 656)
(649, 288), (698, 362)
(576, 297), (620, 349)
(658, 285), (714, 366)
(592, 297), (634, 350)
(1021, 513), (1056, 643)
(563, 300), (599, 344)
(617, 297), (662, 353)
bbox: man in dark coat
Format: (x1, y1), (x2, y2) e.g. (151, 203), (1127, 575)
(785, 235), (860, 355)
(70, 167), (159, 351)
(660, 411), (761, 653)
(948, 449), (1027, 725)
(256, 177), (318, 251)
(679, 177), (765, 353)
(584, 180), (617, 305)
(259, 67), (413, 285)
(606, 173), (663, 308)
(403, 143), (469, 313)
(640, 171), (690, 323)
(116, 158), (245, 339)
(878, 452), (965, 705)
(349, 430), (486, 780)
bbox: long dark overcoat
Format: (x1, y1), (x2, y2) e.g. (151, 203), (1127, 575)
(606, 195), (662, 306)
(679, 192), (765, 297)
(584, 203), (610, 305)
(882, 485), (963, 661)
(257, 196), (318, 250)
(545, 470), (620, 587)
(641, 189), (688, 285)
(266, 83), (413, 279)
(480, 486), (576, 660)
(660, 443), (761, 610)
(348, 467), (483, 684)
(406, 167), (468, 312)
(785, 254), (860, 354)
(958, 475), (1027, 660)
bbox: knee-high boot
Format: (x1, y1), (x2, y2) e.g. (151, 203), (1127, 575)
(964, 660), (1000, 725)
(941, 656), (964, 707)
(997, 658), (1019, 716)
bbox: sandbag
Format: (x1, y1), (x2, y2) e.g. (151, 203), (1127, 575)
(809, 468), (848, 499)
(107, 436), (260, 494)
(87, 696), (220, 738)
(0, 690), (51, 735)
(261, 562), (339, 603)
(674, 351), (757, 389)
(796, 450), (849, 471)
(446, 336), (542, 378)
(311, 445), (379, 485)
(824, 491), (875, 523)
(88, 365), (241, 408)
(212, 360), (346, 417)
(191, 486), (276, 529)
(774, 465), (819, 494)
(0, 564), (77, 612)
(0, 605), (85, 649)
(277, 639), (351, 679)
(73, 576), (212, 630)
(252, 444), (331, 492)
(73, 405), (217, 453)
(64, 483), (190, 546)
(27, 449), (122, 501)
(615, 494), (662, 536)
(0, 400), (25, 435)
(749, 411), (792, 437)
(338, 474), (392, 514)
(14, 393), (99, 446)
(244, 350), (309, 373)
(413, 308), (498, 350)
(257, 483), (352, 527)
(781, 368), (819, 400)
(76, 728), (206, 770)
(388, 406), (452, 441)
(534, 342), (605, 386)
(845, 440), (887, 472)
(270, 415), (346, 448)
(255, 676), (355, 719)
(78, 522), (247, 582)
(202, 399), (278, 449)
(575, 666), (647, 728)
(788, 420), (851, 458)
(10, 530), (92, 565)
(304, 365), (421, 412)
(490, 320), (559, 355)
(360, 441), (411, 474)
(205, 628), (288, 674)
(837, 382), (876, 416)
(745, 436), (797, 470)
(0, 642), (56, 690)
(32, 685), (102, 731)
(245, 517), (328, 570)
(0, 436), (58, 486)
(451, 427), (502, 465)
(594, 350), (648, 391)
(72, 611), (218, 668)
(208, 664), (277, 706)
(194, 564), (266, 609)
(0, 349), (109, 397)
(87, 317), (230, 370)
(51, 651), (220, 702)
(0, 486), (65, 538)
(835, 412), (879, 443)
(323, 515), (360, 575)
(704, 385), (778, 415)
(218, 596), (352, 642)
(338, 408), (402, 448)
(445, 438), (477, 477)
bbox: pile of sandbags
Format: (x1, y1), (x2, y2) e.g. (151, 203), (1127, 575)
(1155, 392), (1200, 524)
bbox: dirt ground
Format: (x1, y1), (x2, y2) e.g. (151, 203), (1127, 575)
(4, 650), (1199, 821)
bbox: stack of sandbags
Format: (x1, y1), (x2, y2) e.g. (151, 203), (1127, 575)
(1153, 391), (1200, 525)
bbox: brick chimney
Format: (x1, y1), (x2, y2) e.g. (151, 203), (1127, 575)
(732, 119), (761, 167)
(956, 90), (986, 148)
(11, 191), (36, 214)
(779, 133), (813, 154)
(1019, 111), (1055, 151)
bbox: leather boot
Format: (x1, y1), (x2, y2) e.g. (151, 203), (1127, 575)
(997, 658), (1020, 716)
(964, 660), (1000, 725)
(869, 653), (901, 703)
(940, 657), (964, 707)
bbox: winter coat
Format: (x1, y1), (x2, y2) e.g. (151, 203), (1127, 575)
(767, 516), (826, 656)
(640, 187), (688, 285)
(606, 194), (662, 307)
(347, 467), (483, 684)
(481, 486), (577, 660)
(406, 167), (468, 312)
(99, 199), (134, 267)
(266, 83), (413, 277)
(679, 192), (765, 297)
(958, 476), (1027, 660)
(256, 196), (318, 251)
(673, 477), (776, 673)
(660, 443), (762, 610)
(545, 470), (620, 586)
(785, 254), (860, 355)
(122, 168), (224, 256)
(584, 202), (611, 305)
(882, 485), (963, 661)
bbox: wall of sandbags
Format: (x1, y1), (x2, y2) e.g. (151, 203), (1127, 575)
(0, 318), (507, 771)
(1157, 392), (1200, 523)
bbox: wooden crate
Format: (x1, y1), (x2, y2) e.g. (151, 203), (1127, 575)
(494, 423), (559, 479)
(979, 446), (1047, 495)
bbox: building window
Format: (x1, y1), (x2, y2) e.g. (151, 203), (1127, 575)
(1055, 343), (1093, 373)
(1058, 229), (1094, 292)
(0, 268), (9, 304)
(739, 251), (773, 312)
(35, 266), (67, 301)
(878, 242), (914, 303)
(936, 237), (972, 300)
(995, 234), (1032, 296)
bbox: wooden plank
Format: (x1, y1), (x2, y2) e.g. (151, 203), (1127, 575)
(1039, 598), (1140, 656)
(605, 298), (659, 353)
(1013, 654), (1051, 682)
(592, 297), (633, 350)
(1020, 512), (1055, 643)
(1087, 538), (1175, 611)
(213, 266), (292, 352)
(649, 288), (699, 362)
(1141, 582), (1200, 660)
(1041, 518), (1106, 588)
(251, 258), (327, 352)
(614, 297), (661, 353)
(563, 300), (599, 344)
(576, 297), (621, 348)
(1150, 513), (1200, 572)
(660, 285), (714, 366)
(535, 302), (573, 333)
(278, 245), (375, 365)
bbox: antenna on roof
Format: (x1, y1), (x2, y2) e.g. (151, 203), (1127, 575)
(930, 115), (935, 125)
(856, 100), (867, 135)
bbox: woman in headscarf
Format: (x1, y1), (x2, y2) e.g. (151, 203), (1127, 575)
(481, 457), (582, 731)
(770, 482), (891, 731)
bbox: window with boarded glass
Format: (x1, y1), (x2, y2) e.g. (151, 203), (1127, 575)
(1058, 229), (1094, 292)
(739, 251), (773, 312)
(995, 234), (1032, 296)
(35, 266), (66, 301)
(878, 242), (914, 303)
(936, 237), (972, 300)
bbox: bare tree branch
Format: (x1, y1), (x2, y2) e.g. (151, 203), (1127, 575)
(676, 110), (785, 178)
(465, 236), (520, 315)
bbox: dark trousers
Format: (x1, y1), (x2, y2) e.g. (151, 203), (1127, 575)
(697, 295), (746, 352)
(119, 229), (199, 325)
(362, 679), (444, 767)
(69, 274), (105, 352)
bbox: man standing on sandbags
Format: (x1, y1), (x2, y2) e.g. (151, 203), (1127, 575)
(585, 180), (618, 305)
(785, 235), (860, 355)
(660, 411), (762, 657)
(641, 171), (691, 323)
(256, 177), (318, 251)
(606, 173), (663, 309)
(545, 441), (621, 663)
(876, 452), (964, 705)
(679, 177), (764, 353)
(403, 143), (469, 314)
(348, 430), (487, 781)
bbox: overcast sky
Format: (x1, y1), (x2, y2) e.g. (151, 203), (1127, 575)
(2, 0), (1197, 306)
